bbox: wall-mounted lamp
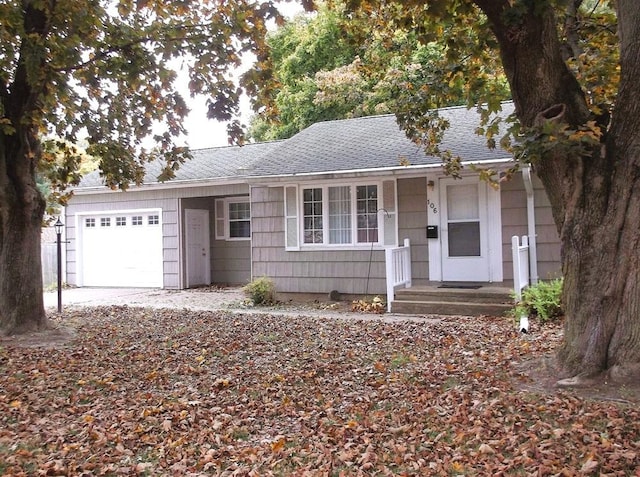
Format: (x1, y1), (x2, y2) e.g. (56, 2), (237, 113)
(427, 180), (435, 190)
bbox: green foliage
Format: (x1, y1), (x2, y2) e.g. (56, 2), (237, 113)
(512, 279), (564, 323)
(243, 276), (276, 306)
(248, 1), (510, 143)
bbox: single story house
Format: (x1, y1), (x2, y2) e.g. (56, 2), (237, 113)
(63, 103), (561, 306)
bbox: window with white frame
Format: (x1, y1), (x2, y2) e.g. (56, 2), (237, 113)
(301, 183), (380, 246)
(215, 197), (250, 240)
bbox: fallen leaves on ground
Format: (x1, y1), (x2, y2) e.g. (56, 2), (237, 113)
(0, 307), (638, 476)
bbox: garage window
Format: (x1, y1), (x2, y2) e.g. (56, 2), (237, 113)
(148, 214), (159, 225)
(85, 218), (95, 228)
(101, 217), (111, 227)
(116, 216), (126, 226)
(132, 216), (143, 226)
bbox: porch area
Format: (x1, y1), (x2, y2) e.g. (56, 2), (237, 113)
(385, 236), (530, 317)
(390, 283), (513, 316)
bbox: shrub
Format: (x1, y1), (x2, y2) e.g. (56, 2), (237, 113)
(243, 276), (276, 305)
(512, 278), (564, 322)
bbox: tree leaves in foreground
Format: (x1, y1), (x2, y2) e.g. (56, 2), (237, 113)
(1, 308), (638, 475)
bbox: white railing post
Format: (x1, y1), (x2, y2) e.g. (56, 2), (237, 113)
(512, 235), (530, 332)
(385, 238), (412, 312)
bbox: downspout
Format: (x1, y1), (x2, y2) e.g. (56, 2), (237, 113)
(522, 166), (539, 285)
(249, 184), (254, 283)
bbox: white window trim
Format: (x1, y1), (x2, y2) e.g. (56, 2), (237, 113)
(215, 197), (251, 241)
(295, 180), (392, 251)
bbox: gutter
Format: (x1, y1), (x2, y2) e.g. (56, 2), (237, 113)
(71, 157), (515, 195)
(522, 166), (539, 285)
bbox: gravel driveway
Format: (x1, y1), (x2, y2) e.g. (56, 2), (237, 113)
(43, 286), (433, 323)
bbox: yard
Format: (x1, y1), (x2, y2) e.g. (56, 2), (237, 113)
(1, 307), (639, 476)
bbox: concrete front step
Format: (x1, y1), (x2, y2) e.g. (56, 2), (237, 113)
(390, 300), (512, 316)
(394, 289), (512, 304)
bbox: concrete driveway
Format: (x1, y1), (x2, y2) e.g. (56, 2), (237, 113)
(43, 287), (246, 311)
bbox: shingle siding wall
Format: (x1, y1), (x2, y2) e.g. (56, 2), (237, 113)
(181, 194), (251, 287)
(65, 190), (180, 288)
(251, 186), (387, 296)
(67, 184), (251, 290)
(397, 177), (429, 284)
(500, 172), (561, 281)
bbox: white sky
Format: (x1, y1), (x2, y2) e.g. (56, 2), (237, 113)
(177, 2), (306, 150)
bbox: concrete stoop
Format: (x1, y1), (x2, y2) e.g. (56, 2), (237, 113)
(390, 286), (513, 316)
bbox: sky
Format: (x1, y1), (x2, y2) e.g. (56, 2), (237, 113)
(177, 2), (306, 150)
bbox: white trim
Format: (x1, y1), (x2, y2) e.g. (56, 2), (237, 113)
(284, 185), (299, 251)
(177, 199), (184, 289)
(214, 197), (251, 241)
(427, 176), (502, 282)
(522, 166), (539, 284)
(487, 182), (504, 282)
(295, 179), (395, 250)
(426, 175), (442, 281)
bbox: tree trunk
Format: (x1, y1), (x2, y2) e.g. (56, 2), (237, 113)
(0, 129), (48, 335)
(474, 0), (640, 382)
(557, 169), (640, 381)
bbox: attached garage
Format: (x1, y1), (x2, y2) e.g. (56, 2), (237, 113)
(78, 210), (163, 287)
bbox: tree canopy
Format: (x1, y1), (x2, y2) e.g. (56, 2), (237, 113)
(0, 0), (284, 192)
(247, 1), (510, 141)
(0, 0), (288, 334)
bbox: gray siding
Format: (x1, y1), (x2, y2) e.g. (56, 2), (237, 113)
(65, 189), (180, 288)
(397, 177), (429, 284)
(500, 172), (561, 281)
(251, 186), (388, 296)
(181, 194), (251, 287)
(66, 183), (251, 290)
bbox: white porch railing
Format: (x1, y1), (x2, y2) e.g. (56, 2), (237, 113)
(385, 238), (412, 312)
(512, 235), (530, 332)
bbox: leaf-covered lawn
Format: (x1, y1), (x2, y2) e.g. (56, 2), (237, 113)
(1, 307), (638, 476)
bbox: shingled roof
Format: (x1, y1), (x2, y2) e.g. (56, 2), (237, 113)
(77, 103), (514, 189)
(77, 140), (284, 188)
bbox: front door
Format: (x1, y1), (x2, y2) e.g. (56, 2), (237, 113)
(185, 209), (211, 287)
(439, 177), (490, 282)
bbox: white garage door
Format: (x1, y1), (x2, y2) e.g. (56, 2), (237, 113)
(80, 211), (163, 287)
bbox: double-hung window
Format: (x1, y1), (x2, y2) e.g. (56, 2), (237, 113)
(215, 197), (251, 240)
(301, 183), (381, 246)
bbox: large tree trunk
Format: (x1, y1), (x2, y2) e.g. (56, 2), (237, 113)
(475, 0), (640, 382)
(0, 1), (50, 335)
(0, 129), (48, 335)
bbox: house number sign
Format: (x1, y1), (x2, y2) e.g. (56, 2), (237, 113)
(427, 199), (438, 214)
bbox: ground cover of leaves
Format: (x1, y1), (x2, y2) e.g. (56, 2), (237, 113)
(1, 307), (639, 476)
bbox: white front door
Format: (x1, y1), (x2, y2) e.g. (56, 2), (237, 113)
(185, 209), (211, 287)
(440, 177), (490, 282)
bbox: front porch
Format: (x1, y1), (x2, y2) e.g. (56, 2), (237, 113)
(390, 283), (514, 316)
(385, 237), (529, 317)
